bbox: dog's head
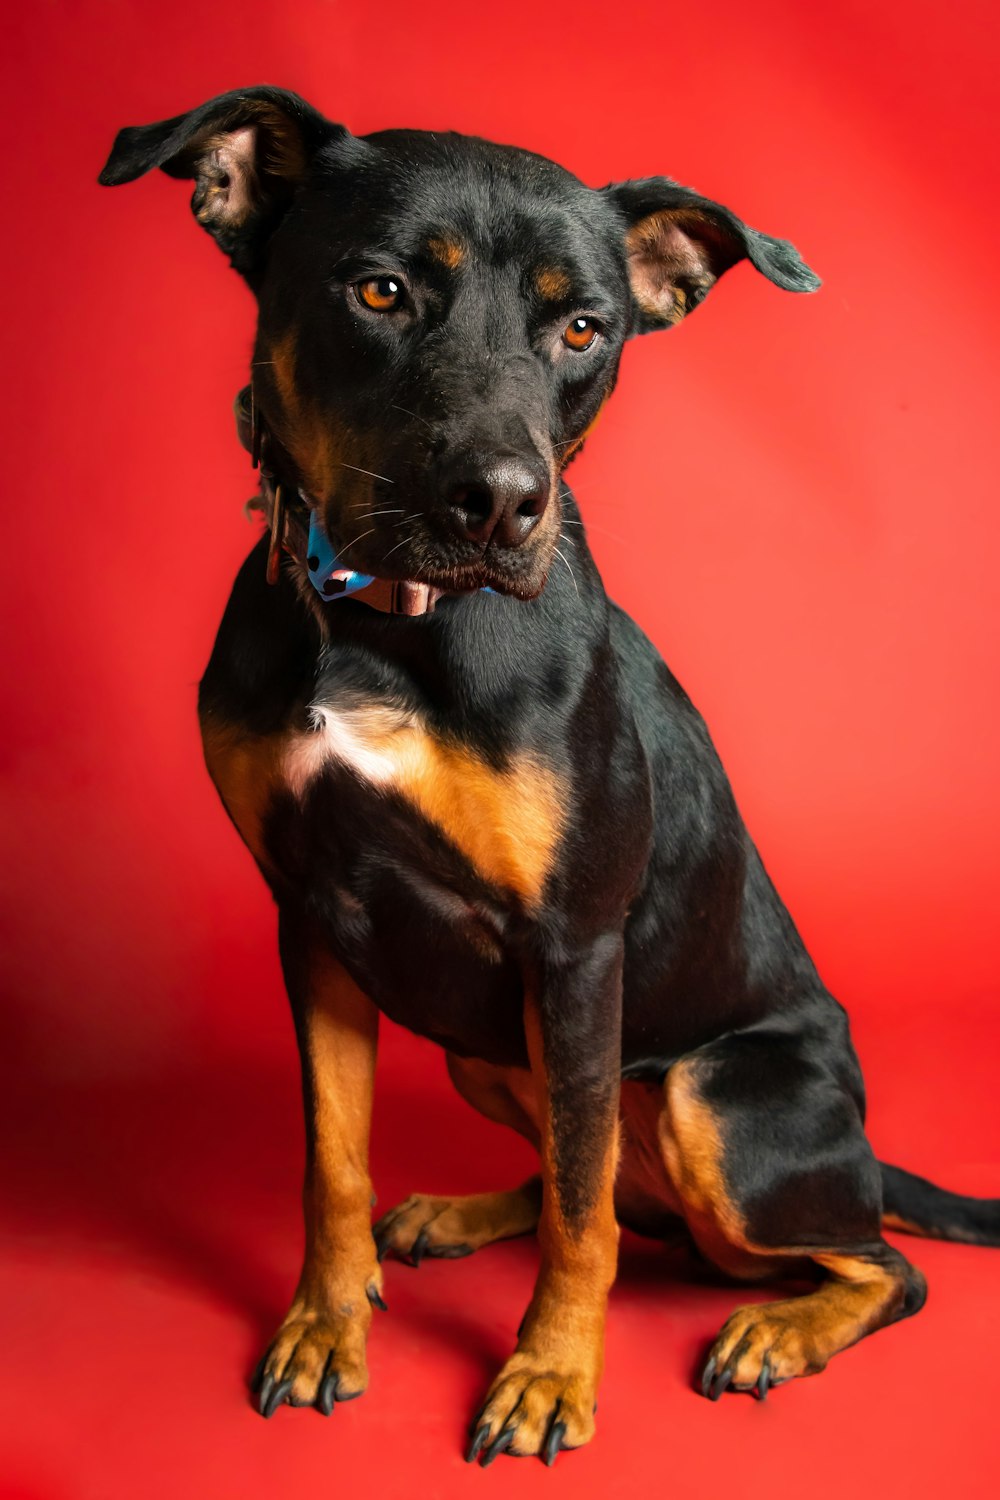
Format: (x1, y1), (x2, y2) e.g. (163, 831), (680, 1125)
(100, 87), (819, 600)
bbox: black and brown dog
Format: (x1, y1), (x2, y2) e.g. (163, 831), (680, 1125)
(100, 87), (998, 1465)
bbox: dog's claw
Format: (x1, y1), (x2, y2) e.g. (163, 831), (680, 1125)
(481, 1427), (517, 1467)
(249, 1353), (267, 1393)
(317, 1357), (338, 1416)
(366, 1285), (389, 1312)
(543, 1418), (567, 1467)
(409, 1228), (429, 1267)
(709, 1365), (733, 1402)
(260, 1375), (293, 1418)
(756, 1353), (771, 1402)
(466, 1424), (491, 1463)
(701, 1356), (717, 1398)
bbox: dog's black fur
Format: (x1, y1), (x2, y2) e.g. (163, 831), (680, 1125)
(101, 87), (999, 1465)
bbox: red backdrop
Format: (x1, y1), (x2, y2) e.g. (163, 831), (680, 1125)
(2, 3), (998, 1497)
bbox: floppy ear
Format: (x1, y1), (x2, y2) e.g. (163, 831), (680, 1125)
(604, 178), (820, 334)
(98, 86), (339, 274)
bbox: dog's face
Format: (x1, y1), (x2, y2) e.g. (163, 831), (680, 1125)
(101, 87), (818, 599)
(255, 131), (627, 599)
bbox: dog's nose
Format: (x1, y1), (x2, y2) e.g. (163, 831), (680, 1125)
(442, 455), (550, 549)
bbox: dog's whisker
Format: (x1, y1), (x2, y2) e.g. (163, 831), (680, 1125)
(561, 518), (626, 545)
(380, 532), (417, 563)
(390, 403), (434, 430)
(553, 545), (580, 598)
(336, 526), (379, 553)
(349, 506), (407, 522)
(338, 462), (396, 484)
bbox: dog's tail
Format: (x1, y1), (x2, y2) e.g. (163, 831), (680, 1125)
(880, 1161), (1000, 1246)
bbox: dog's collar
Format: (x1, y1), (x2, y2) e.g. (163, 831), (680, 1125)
(234, 386), (447, 617)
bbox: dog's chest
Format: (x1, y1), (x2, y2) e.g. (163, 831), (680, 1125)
(203, 697), (566, 908)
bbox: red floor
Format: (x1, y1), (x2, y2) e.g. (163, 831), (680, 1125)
(2, 1002), (997, 1500)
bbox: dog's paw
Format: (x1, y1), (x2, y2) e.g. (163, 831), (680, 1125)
(373, 1193), (477, 1264)
(465, 1355), (598, 1467)
(374, 1184), (540, 1265)
(700, 1300), (825, 1401)
(252, 1276), (386, 1417)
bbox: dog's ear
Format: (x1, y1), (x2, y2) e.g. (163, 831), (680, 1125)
(98, 86), (340, 274)
(604, 178), (820, 334)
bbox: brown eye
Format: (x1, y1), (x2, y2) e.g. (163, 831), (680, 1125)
(356, 276), (404, 312)
(564, 316), (600, 351)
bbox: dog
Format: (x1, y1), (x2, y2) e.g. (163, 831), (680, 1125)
(100, 86), (999, 1466)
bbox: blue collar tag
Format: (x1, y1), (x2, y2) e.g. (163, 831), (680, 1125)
(306, 510), (375, 600)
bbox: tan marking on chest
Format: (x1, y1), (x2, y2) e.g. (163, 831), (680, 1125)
(287, 703), (563, 906)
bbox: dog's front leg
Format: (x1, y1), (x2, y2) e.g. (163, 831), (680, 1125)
(253, 911), (384, 1417)
(468, 934), (623, 1466)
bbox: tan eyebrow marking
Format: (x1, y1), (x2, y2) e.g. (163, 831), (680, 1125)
(428, 237), (465, 269)
(535, 267), (572, 300)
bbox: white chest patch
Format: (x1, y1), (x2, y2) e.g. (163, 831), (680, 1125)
(284, 702), (413, 796)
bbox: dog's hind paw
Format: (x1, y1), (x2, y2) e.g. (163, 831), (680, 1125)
(373, 1183), (540, 1265)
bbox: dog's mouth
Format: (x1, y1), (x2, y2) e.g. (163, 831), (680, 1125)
(350, 547), (552, 604)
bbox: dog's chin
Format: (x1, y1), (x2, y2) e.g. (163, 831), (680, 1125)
(351, 543), (552, 603)
(417, 562), (550, 602)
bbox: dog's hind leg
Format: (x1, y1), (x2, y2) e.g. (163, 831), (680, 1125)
(659, 1028), (927, 1399)
(375, 1053), (542, 1262)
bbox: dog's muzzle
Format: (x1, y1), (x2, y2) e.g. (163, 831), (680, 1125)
(233, 385), (472, 617)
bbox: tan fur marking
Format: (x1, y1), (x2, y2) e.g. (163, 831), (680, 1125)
(301, 949), (380, 1281)
(265, 330), (338, 498)
(403, 738), (563, 906)
(447, 1054), (541, 1146)
(882, 1211), (926, 1237)
(661, 1059), (769, 1274)
(269, 329), (300, 419)
(428, 236), (464, 269)
(536, 266), (572, 300)
(201, 716), (281, 872)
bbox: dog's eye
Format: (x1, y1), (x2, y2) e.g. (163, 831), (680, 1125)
(563, 316), (600, 351)
(355, 276), (404, 313)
